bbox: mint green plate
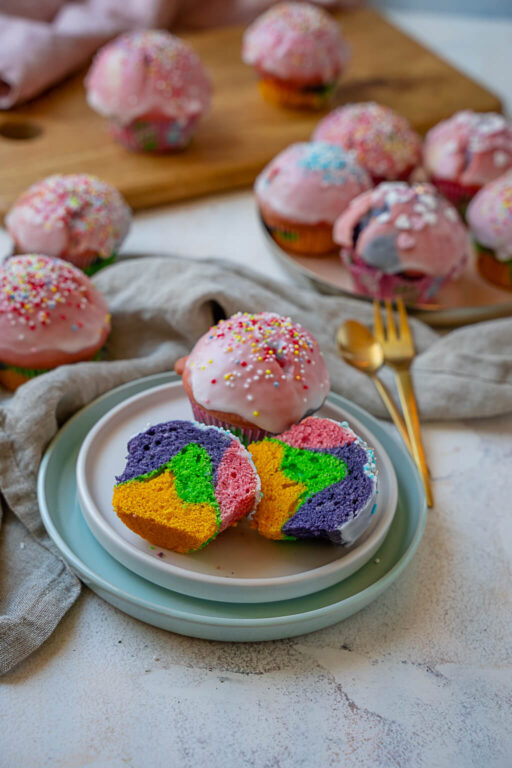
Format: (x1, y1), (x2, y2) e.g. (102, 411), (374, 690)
(38, 373), (426, 642)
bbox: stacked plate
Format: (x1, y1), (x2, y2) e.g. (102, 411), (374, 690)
(38, 373), (427, 641)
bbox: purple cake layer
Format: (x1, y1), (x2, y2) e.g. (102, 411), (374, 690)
(116, 420), (232, 484)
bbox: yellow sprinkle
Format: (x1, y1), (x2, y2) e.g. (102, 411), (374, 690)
(266, 369), (271, 374)
(253, 410), (259, 417)
(257, 356), (263, 361)
(296, 375), (301, 380)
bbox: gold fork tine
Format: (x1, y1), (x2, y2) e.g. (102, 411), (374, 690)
(384, 299), (397, 340)
(396, 298), (413, 345)
(373, 300), (385, 342)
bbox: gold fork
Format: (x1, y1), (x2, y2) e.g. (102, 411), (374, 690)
(373, 298), (433, 508)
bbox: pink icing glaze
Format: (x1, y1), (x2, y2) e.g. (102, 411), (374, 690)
(6, 175), (131, 267)
(312, 102), (422, 181)
(467, 171), (512, 260)
(215, 441), (261, 530)
(254, 142), (372, 225)
(278, 416), (356, 449)
(242, 2), (350, 83)
(0, 255), (110, 370)
(187, 312), (330, 434)
(424, 111), (512, 188)
(334, 182), (472, 277)
(85, 30), (212, 125)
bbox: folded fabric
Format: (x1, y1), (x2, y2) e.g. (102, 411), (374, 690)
(0, 0), (352, 108)
(1, 254), (511, 676)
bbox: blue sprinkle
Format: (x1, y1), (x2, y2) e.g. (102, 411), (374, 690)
(274, 382), (279, 387)
(71, 324), (78, 332)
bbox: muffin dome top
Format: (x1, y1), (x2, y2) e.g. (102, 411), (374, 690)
(467, 171), (512, 260)
(185, 312), (330, 433)
(6, 174), (131, 266)
(0, 254), (110, 370)
(313, 102), (422, 181)
(255, 142), (372, 225)
(424, 111), (512, 187)
(334, 182), (472, 277)
(85, 30), (212, 124)
(242, 2), (349, 82)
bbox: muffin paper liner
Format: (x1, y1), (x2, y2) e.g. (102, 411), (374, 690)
(429, 176), (481, 216)
(109, 115), (199, 153)
(189, 401), (269, 446)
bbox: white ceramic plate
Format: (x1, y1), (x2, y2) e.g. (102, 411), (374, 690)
(76, 381), (397, 603)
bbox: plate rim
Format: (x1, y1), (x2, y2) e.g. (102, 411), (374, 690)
(75, 379), (398, 596)
(37, 372), (427, 628)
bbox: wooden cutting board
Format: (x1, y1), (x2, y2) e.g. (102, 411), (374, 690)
(0, 8), (501, 215)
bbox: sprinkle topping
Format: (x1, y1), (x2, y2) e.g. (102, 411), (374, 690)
(6, 174), (131, 261)
(0, 254), (108, 336)
(313, 102), (422, 179)
(187, 312), (330, 433)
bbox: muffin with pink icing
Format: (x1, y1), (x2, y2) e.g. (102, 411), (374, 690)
(174, 311), (331, 444)
(313, 102), (422, 184)
(467, 171), (512, 289)
(255, 142), (372, 255)
(85, 30), (212, 152)
(424, 111), (512, 212)
(334, 182), (472, 304)
(242, 2), (350, 110)
(5, 174), (131, 275)
(0, 255), (111, 391)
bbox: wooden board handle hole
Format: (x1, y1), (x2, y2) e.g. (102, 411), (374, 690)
(0, 121), (43, 141)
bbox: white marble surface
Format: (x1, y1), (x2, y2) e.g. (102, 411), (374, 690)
(2, 10), (512, 768)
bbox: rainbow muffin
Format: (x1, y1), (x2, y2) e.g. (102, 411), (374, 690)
(334, 182), (472, 304)
(86, 30), (212, 152)
(0, 255), (110, 391)
(424, 111), (512, 213)
(248, 417), (377, 544)
(467, 171), (512, 289)
(113, 420), (261, 553)
(312, 102), (422, 184)
(5, 174), (131, 275)
(255, 141), (372, 255)
(242, 2), (350, 110)
(174, 312), (330, 444)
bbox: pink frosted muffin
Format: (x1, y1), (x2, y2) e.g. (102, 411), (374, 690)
(313, 102), (422, 184)
(174, 311), (330, 444)
(255, 142), (372, 254)
(334, 182), (472, 304)
(424, 111), (512, 212)
(0, 255), (111, 391)
(85, 30), (212, 152)
(467, 171), (512, 289)
(242, 2), (350, 110)
(5, 174), (131, 275)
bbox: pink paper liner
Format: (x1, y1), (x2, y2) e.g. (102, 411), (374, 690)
(429, 176), (481, 215)
(189, 400), (269, 445)
(341, 249), (448, 304)
(109, 115), (199, 153)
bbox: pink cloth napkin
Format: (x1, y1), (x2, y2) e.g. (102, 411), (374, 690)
(0, 0), (358, 108)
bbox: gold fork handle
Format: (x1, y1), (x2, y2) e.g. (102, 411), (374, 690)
(394, 368), (434, 508)
(370, 373), (413, 456)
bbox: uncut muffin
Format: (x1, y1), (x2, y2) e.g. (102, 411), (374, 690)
(467, 171), (512, 289)
(0, 255), (110, 391)
(255, 141), (372, 254)
(334, 182), (472, 304)
(5, 174), (131, 275)
(85, 30), (212, 152)
(249, 417), (377, 544)
(313, 102), (422, 184)
(242, 2), (350, 110)
(113, 420), (261, 553)
(424, 111), (512, 212)
(174, 312), (330, 443)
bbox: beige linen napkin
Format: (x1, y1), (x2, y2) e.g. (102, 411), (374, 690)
(1, 255), (511, 675)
